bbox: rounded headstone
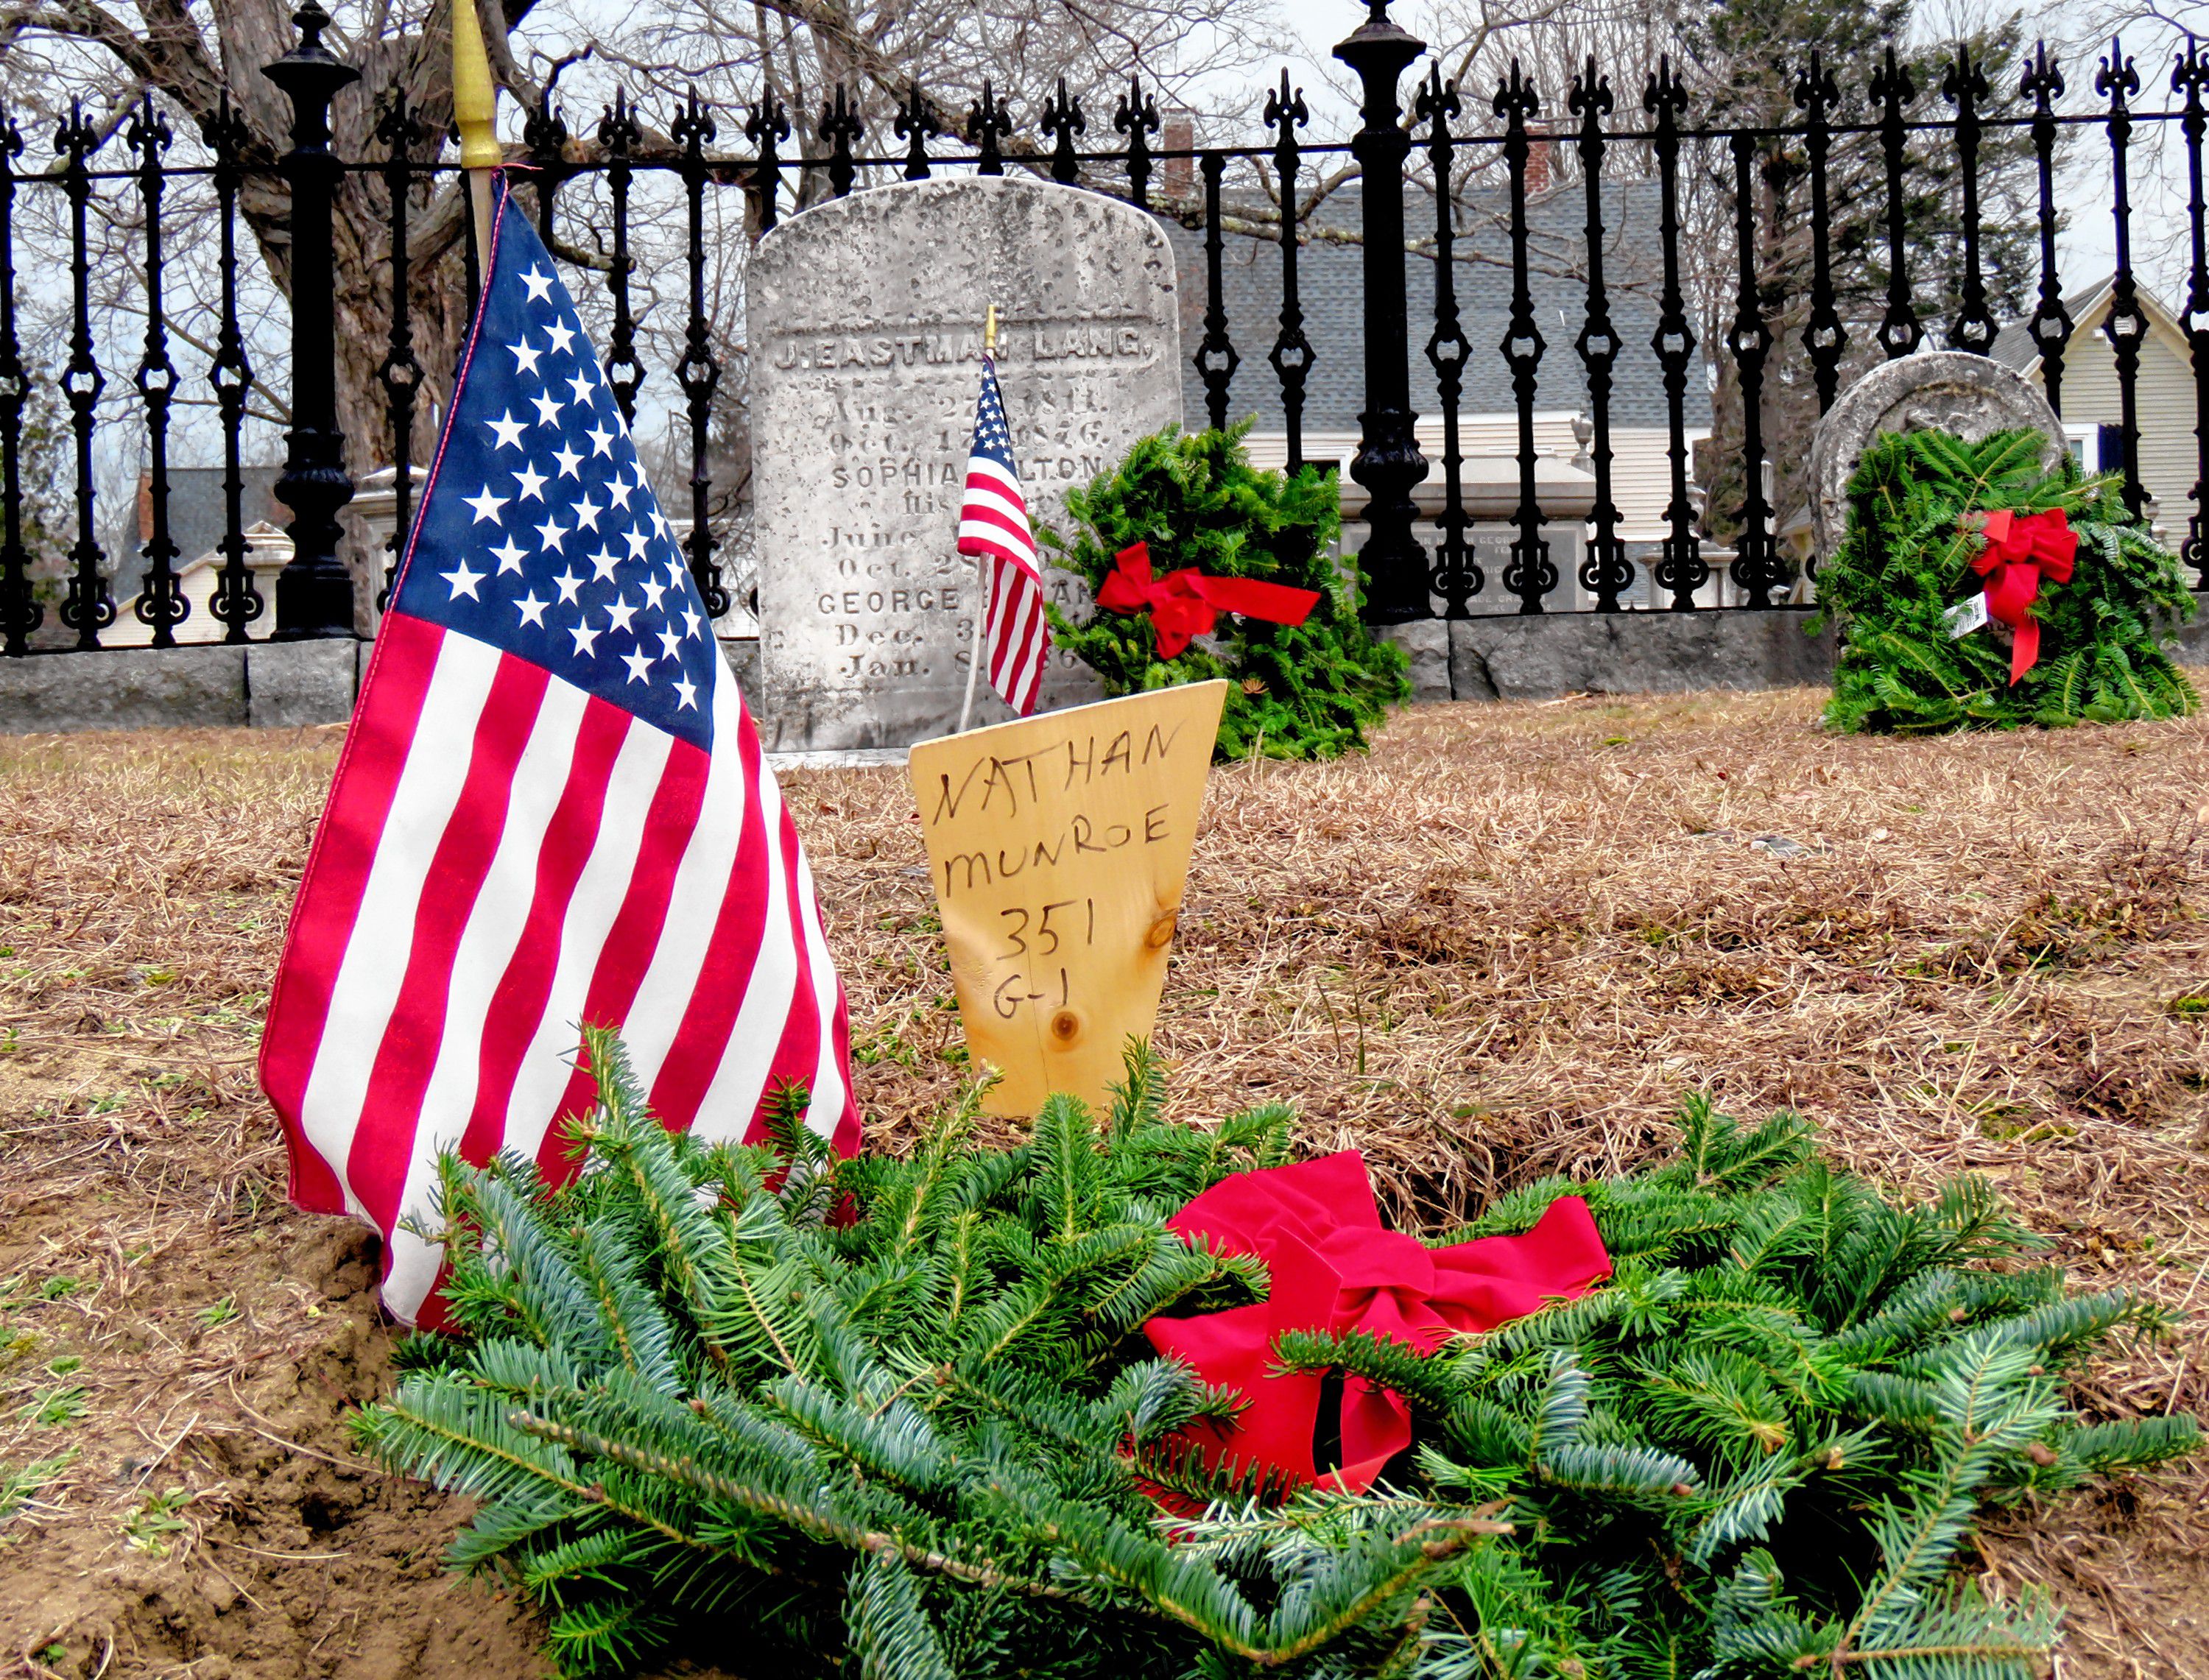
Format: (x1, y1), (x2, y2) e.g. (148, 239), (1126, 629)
(747, 177), (1181, 752)
(1808, 350), (2064, 560)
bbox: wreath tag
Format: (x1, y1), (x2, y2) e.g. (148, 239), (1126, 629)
(1942, 593), (1990, 639)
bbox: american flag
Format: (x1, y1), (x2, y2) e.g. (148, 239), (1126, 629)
(260, 181), (858, 1327)
(955, 356), (1049, 716)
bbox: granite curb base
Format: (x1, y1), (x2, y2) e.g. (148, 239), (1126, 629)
(1378, 610), (1839, 704)
(0, 640), (362, 734)
(2172, 617), (2209, 663)
(7, 615), (2207, 737)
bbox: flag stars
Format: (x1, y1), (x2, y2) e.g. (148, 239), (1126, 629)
(404, 225), (723, 743)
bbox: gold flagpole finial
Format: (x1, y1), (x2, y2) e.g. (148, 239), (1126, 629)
(984, 302), (998, 356)
(451, 0), (501, 171)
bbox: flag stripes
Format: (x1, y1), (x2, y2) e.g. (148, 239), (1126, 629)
(956, 356), (1049, 717)
(984, 556), (1046, 714)
(276, 619), (858, 1325)
(261, 183), (857, 1326)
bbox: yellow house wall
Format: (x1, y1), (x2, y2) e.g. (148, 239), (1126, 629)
(2037, 321), (2200, 529)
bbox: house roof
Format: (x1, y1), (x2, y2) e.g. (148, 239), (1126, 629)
(1990, 275), (2192, 376)
(1158, 177), (1713, 436)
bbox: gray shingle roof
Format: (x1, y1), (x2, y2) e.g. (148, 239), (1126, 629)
(1159, 178), (1713, 435)
(1990, 275), (2180, 375)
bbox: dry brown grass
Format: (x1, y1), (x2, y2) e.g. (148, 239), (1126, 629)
(0, 690), (2204, 1677)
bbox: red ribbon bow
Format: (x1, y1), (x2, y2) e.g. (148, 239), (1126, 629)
(1143, 1152), (1612, 1492)
(1967, 507), (2077, 685)
(1095, 541), (1322, 660)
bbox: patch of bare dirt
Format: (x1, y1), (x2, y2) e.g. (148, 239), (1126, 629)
(0, 730), (546, 1679)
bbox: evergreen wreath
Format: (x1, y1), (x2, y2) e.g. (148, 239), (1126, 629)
(1812, 428), (2196, 733)
(356, 1027), (2198, 1679)
(1040, 423), (1410, 760)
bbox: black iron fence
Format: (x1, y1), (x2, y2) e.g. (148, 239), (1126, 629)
(2, 0), (2206, 658)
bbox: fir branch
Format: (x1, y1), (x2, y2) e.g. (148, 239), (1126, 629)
(356, 1046), (2200, 1680)
(515, 1413), (1079, 1602)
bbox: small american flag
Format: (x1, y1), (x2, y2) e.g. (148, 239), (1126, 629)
(956, 356), (1049, 716)
(261, 181), (858, 1327)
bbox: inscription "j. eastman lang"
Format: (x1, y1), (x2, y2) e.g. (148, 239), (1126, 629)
(771, 324), (1146, 371)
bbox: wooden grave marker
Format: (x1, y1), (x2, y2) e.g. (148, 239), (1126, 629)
(906, 680), (1227, 1115)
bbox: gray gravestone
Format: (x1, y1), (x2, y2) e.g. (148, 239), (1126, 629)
(747, 177), (1182, 751)
(1808, 350), (2065, 560)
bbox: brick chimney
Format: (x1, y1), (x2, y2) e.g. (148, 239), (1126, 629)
(1523, 131), (1552, 194)
(1161, 112), (1194, 202)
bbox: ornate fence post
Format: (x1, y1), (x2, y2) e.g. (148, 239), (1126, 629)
(0, 110), (39, 657)
(1267, 71), (1313, 475)
(2177, 38), (2209, 587)
(262, 1), (359, 640)
(2099, 40), (2149, 523)
(57, 102), (112, 651)
(1495, 62), (1553, 615)
(1335, 0), (1429, 624)
(2021, 46), (2072, 419)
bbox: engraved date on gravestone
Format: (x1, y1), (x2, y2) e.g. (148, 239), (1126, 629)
(747, 177), (1182, 750)
(764, 319), (1156, 695)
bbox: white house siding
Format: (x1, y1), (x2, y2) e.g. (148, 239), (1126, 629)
(106, 523), (291, 647)
(1247, 417), (1694, 544)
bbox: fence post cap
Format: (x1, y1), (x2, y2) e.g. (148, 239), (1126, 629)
(261, 1), (361, 101)
(1333, 1), (1425, 71)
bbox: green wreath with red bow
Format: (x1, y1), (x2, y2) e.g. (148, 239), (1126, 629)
(1812, 428), (2196, 733)
(1040, 423), (1410, 760)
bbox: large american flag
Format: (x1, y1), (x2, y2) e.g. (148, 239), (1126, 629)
(261, 181), (858, 1327)
(955, 356), (1049, 716)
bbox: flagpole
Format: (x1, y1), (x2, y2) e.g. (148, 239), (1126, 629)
(956, 303), (998, 735)
(451, 0), (501, 287)
(959, 555), (993, 734)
